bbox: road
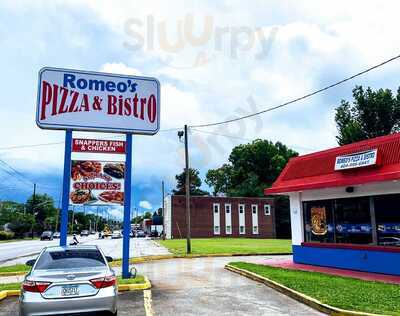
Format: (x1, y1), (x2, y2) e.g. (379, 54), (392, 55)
(0, 255), (324, 315)
(0, 236), (170, 266)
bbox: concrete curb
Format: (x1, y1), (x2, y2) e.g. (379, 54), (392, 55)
(0, 278), (152, 302)
(118, 276), (152, 292)
(0, 271), (27, 277)
(0, 290), (20, 301)
(225, 264), (385, 316)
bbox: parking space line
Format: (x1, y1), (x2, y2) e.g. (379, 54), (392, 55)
(143, 289), (155, 316)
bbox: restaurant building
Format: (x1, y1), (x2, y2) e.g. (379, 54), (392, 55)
(265, 133), (400, 276)
(163, 195), (275, 239)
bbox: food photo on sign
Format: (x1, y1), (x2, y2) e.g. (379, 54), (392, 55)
(69, 160), (125, 205)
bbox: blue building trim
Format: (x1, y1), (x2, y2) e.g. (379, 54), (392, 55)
(293, 245), (400, 276)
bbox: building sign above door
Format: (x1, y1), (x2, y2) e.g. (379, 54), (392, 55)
(334, 149), (378, 171)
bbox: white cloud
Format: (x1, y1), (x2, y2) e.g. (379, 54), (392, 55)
(2, 0), (400, 205)
(109, 208), (123, 220)
(139, 200), (152, 209)
(100, 63), (142, 76)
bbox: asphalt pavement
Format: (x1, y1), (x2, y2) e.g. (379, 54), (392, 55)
(133, 256), (324, 316)
(0, 236), (170, 266)
(0, 255), (324, 315)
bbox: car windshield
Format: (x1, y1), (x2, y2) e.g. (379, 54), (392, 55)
(35, 249), (106, 270)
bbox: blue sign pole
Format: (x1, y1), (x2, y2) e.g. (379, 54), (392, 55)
(122, 133), (132, 278)
(60, 130), (72, 246)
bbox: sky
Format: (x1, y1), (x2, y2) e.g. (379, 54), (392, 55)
(1, 0), (400, 219)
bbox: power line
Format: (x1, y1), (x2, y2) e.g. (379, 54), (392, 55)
(0, 158), (57, 190)
(0, 159), (34, 186)
(1, 54), (400, 153)
(0, 128), (179, 152)
(0, 142), (64, 151)
(189, 53), (400, 128)
(191, 128), (317, 152)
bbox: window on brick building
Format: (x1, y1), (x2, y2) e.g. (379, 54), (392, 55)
(264, 204), (271, 215)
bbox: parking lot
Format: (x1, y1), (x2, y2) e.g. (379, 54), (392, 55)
(0, 255), (323, 316)
(0, 291), (147, 316)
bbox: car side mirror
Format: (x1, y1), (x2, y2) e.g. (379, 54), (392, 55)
(105, 256), (113, 263)
(26, 259), (36, 267)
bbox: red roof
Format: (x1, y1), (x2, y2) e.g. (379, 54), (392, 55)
(265, 133), (400, 194)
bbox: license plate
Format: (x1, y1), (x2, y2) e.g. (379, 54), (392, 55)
(61, 285), (79, 296)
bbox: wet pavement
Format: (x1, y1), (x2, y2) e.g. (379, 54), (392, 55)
(136, 256), (324, 315)
(0, 255), (324, 315)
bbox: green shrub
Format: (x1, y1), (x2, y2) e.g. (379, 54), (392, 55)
(0, 231), (15, 240)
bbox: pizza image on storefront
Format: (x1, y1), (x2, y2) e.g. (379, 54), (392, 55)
(311, 206), (328, 235)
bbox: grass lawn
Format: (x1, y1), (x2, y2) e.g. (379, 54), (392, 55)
(0, 264), (29, 274)
(158, 238), (292, 256)
(0, 282), (20, 291)
(117, 275), (145, 285)
(0, 276), (146, 292)
(0, 238), (39, 244)
(229, 262), (400, 315)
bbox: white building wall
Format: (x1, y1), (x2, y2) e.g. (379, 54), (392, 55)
(164, 195), (172, 239)
(238, 204), (245, 234)
(289, 192), (304, 246)
(225, 204), (232, 235)
(251, 204), (259, 234)
(213, 203), (220, 235)
(301, 181), (400, 201)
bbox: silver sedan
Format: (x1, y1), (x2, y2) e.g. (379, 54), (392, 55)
(19, 245), (117, 316)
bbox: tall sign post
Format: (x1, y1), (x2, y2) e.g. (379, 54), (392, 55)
(60, 130), (72, 246)
(123, 134), (132, 278)
(36, 67), (160, 279)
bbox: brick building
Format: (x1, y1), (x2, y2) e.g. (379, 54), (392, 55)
(164, 195), (276, 239)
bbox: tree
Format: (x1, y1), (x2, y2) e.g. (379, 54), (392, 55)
(206, 140), (298, 197)
(0, 201), (34, 237)
(26, 193), (57, 229)
(335, 86), (400, 145)
(173, 168), (209, 196)
(205, 164), (232, 196)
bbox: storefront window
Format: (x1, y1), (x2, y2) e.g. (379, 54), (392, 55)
(334, 197), (372, 244)
(303, 200), (335, 243)
(304, 197), (372, 244)
(374, 194), (400, 247)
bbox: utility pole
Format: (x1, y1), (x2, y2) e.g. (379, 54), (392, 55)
(96, 206), (99, 232)
(161, 180), (165, 238)
(31, 183), (36, 239)
(184, 125), (191, 254)
(55, 192), (61, 232)
(71, 206), (75, 234)
(161, 180), (165, 217)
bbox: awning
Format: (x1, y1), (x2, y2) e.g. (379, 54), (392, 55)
(265, 133), (400, 194)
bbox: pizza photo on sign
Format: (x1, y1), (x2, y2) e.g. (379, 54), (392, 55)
(311, 207), (328, 235)
(70, 160), (124, 206)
